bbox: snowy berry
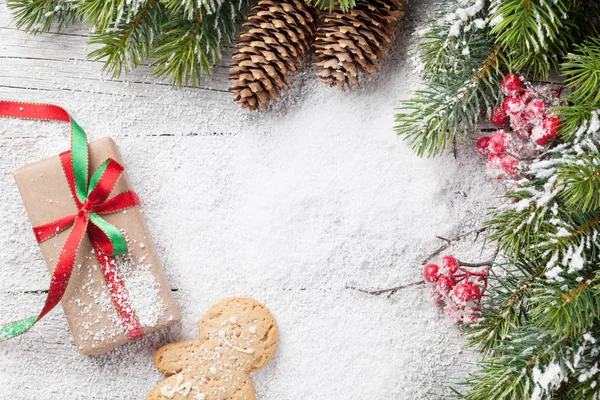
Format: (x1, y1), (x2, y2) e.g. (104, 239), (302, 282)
(533, 116), (561, 145)
(490, 107), (508, 126)
(437, 275), (456, 294)
(441, 255), (460, 274)
(424, 264), (440, 283)
(476, 136), (491, 157)
(503, 97), (523, 116)
(520, 89), (534, 104)
(500, 154), (519, 176)
(501, 74), (523, 96)
(509, 111), (531, 139)
(430, 290), (445, 304)
(488, 130), (508, 154)
(550, 88), (562, 98)
(525, 99), (547, 123)
(453, 281), (481, 303)
(487, 153), (502, 169)
(463, 307), (482, 322)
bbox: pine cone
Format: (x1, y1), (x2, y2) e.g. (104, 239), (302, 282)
(312, 0), (408, 92)
(228, 0), (319, 111)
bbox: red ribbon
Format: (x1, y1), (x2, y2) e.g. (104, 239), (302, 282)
(32, 152), (145, 340)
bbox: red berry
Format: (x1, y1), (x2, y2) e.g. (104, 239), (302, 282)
(424, 264), (440, 283)
(476, 136), (491, 157)
(467, 282), (482, 299)
(503, 97), (523, 116)
(453, 283), (472, 302)
(500, 154), (519, 176)
(487, 153), (502, 169)
(441, 255), (460, 274)
(490, 107), (508, 126)
(453, 281), (481, 302)
(437, 275), (457, 294)
(501, 74), (523, 96)
(525, 99), (547, 123)
(488, 130), (508, 154)
(536, 116), (561, 145)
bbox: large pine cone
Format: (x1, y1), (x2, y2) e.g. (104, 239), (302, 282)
(312, 0), (408, 92)
(228, 0), (319, 111)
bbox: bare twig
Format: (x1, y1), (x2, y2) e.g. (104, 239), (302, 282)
(452, 133), (458, 159)
(458, 248), (498, 267)
(355, 228), (494, 299)
(348, 280), (426, 298)
(422, 227), (488, 265)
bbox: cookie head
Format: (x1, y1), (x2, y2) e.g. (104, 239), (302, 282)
(199, 297), (278, 372)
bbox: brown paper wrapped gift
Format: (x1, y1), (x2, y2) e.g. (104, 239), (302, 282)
(13, 137), (181, 355)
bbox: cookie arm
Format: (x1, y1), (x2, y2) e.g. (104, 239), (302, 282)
(154, 341), (198, 376)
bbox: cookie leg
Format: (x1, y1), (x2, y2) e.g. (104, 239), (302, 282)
(145, 375), (181, 400)
(230, 378), (256, 400)
(154, 341), (199, 376)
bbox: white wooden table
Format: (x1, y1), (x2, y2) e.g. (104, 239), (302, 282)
(0, 1), (496, 398)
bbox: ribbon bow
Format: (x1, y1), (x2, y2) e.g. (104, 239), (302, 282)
(0, 101), (144, 341)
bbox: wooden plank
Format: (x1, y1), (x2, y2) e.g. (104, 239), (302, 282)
(0, 1), (485, 399)
(0, 287), (474, 399)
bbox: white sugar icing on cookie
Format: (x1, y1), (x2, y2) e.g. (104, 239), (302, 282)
(195, 393), (206, 400)
(217, 329), (255, 354)
(249, 326), (257, 334)
(160, 374), (192, 398)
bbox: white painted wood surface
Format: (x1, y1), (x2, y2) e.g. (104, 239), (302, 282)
(0, 1), (496, 399)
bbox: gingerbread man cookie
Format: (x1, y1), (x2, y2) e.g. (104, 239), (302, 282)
(146, 298), (278, 400)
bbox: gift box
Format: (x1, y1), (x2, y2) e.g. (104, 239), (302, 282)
(2, 102), (180, 355)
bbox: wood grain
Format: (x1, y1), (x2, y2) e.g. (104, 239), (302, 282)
(0, 1), (483, 399)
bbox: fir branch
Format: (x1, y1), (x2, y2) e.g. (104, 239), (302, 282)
(78, 0), (142, 33)
(558, 153), (600, 213)
(304, 0), (355, 12)
(486, 186), (556, 261)
(395, 2), (505, 156)
(465, 262), (544, 356)
(556, 104), (597, 141)
(395, 46), (503, 157)
(460, 327), (578, 400)
(7, 0), (79, 33)
(161, 0), (228, 20)
(87, 0), (168, 78)
(151, 0), (252, 87)
(562, 39), (600, 106)
(489, 0), (578, 79)
(559, 39), (600, 140)
(530, 272), (600, 338)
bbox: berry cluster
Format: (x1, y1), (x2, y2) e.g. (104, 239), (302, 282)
(476, 74), (562, 178)
(423, 255), (488, 323)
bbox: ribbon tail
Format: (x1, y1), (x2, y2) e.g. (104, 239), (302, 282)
(92, 244), (144, 341)
(0, 213), (89, 341)
(89, 213), (127, 256)
(0, 102), (70, 122)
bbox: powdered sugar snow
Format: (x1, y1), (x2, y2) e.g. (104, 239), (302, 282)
(0, 1), (501, 399)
